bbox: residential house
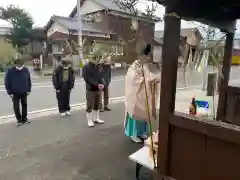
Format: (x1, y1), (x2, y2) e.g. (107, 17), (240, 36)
(206, 39), (240, 65)
(0, 27), (16, 65)
(154, 28), (203, 65)
(21, 28), (47, 64)
(45, 0), (161, 68)
(0, 26), (46, 65)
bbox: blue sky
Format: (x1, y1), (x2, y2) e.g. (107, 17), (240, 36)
(0, 0), (240, 37)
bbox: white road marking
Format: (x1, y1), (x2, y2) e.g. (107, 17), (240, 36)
(0, 76), (125, 92)
(0, 85), (201, 124)
(0, 96), (125, 125)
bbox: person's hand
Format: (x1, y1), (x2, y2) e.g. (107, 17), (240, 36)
(98, 84), (102, 90)
(27, 92), (30, 96)
(56, 90), (60, 93)
(98, 84), (104, 90)
(9, 94), (13, 98)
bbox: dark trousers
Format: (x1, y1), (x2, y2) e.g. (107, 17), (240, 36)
(86, 90), (100, 113)
(100, 86), (109, 108)
(56, 87), (71, 113)
(12, 94), (28, 122)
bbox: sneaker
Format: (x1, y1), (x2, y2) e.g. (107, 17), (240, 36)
(130, 137), (143, 143)
(60, 113), (66, 117)
(139, 135), (148, 140)
(16, 122), (23, 127)
(104, 107), (111, 111)
(22, 118), (32, 124)
(65, 111), (71, 116)
(24, 120), (32, 124)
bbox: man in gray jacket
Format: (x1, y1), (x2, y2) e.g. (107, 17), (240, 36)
(100, 55), (112, 112)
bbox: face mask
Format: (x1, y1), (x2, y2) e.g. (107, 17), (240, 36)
(63, 66), (69, 69)
(16, 66), (24, 70)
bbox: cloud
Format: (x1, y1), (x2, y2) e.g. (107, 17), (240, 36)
(1, 0), (239, 34)
(0, 0), (75, 27)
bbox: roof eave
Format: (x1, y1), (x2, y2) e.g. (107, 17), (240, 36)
(107, 10), (161, 23)
(69, 28), (113, 35)
(44, 17), (54, 31)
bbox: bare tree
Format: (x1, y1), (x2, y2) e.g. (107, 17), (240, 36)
(142, 3), (157, 17)
(114, 0), (158, 17)
(196, 24), (221, 41)
(114, 0), (139, 15)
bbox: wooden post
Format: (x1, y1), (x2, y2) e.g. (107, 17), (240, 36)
(157, 4), (181, 178)
(216, 32), (234, 121)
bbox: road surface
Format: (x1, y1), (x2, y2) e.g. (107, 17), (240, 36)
(0, 102), (150, 180)
(0, 67), (239, 117)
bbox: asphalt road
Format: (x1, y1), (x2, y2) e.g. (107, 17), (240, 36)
(0, 67), (239, 117)
(0, 64), (240, 179)
(0, 102), (150, 180)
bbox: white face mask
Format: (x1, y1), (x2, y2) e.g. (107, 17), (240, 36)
(16, 66), (24, 70)
(63, 66), (69, 69)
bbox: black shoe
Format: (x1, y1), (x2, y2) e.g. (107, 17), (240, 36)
(16, 122), (23, 127)
(22, 118), (32, 124)
(104, 107), (111, 111)
(25, 120), (32, 124)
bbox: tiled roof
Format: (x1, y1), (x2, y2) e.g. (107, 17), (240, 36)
(69, 0), (160, 21)
(155, 28), (202, 39)
(46, 15), (112, 34)
(94, 0), (135, 14)
(0, 27), (11, 36)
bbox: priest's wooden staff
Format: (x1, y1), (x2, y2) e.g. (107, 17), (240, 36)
(141, 63), (157, 169)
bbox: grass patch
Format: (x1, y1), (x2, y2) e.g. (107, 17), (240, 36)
(0, 73), (5, 85)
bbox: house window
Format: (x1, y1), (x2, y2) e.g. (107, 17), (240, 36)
(94, 12), (102, 22)
(89, 44), (95, 53)
(84, 14), (94, 23)
(52, 43), (63, 53)
(117, 44), (124, 55)
(111, 44), (124, 55)
(89, 42), (124, 56)
(131, 19), (138, 30)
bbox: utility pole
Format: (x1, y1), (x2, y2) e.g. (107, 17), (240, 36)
(202, 43), (209, 90)
(77, 0), (84, 75)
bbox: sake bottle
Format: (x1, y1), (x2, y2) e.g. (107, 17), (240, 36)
(189, 97), (197, 115)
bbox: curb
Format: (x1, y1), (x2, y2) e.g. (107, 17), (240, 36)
(0, 85), (200, 123)
(0, 96), (125, 125)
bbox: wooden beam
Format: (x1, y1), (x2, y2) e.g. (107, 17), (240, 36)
(216, 32), (234, 121)
(157, 3), (181, 177)
(171, 113), (240, 145)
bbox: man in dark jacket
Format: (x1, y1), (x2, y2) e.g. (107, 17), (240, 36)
(4, 58), (32, 126)
(52, 59), (75, 117)
(100, 55), (112, 112)
(82, 57), (105, 127)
